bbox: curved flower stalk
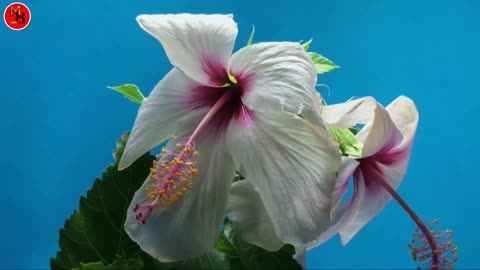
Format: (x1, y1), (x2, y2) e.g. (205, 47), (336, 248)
(227, 96), (457, 269)
(119, 14), (341, 262)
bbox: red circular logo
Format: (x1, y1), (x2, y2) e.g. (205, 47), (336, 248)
(4, 2), (30, 30)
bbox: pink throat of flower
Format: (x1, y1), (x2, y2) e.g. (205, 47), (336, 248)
(186, 71), (255, 137)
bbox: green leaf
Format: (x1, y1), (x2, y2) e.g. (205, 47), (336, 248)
(301, 39), (313, 50)
(247, 25), (255, 46)
(51, 133), (155, 269)
(152, 250), (232, 270)
(113, 132), (130, 164)
(108, 84), (144, 104)
(74, 256), (143, 269)
(223, 219), (303, 270)
(309, 52), (339, 75)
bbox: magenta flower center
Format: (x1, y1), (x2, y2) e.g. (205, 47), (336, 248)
(186, 67), (255, 137)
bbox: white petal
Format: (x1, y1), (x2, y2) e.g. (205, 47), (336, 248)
(321, 97), (377, 129)
(137, 14), (238, 87)
(229, 42), (319, 118)
(226, 111), (341, 245)
(386, 96), (419, 150)
(226, 180), (309, 269)
(124, 128), (235, 262)
(359, 103), (403, 157)
(305, 157), (364, 248)
(321, 97), (403, 157)
(226, 180), (284, 251)
(119, 68), (206, 170)
(339, 162), (402, 245)
(331, 157), (360, 213)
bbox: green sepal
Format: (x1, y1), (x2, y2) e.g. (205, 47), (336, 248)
(309, 52), (339, 75)
(301, 39), (313, 50)
(328, 127), (363, 157)
(247, 25), (255, 46)
(108, 84), (144, 104)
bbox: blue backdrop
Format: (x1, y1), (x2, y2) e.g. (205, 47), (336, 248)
(1, 0), (478, 268)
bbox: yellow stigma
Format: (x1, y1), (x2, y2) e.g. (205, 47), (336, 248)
(146, 144), (200, 208)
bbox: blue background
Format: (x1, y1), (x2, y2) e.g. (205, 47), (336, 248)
(1, 0), (478, 268)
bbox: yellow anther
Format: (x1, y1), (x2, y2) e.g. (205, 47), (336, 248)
(190, 169), (199, 177)
(162, 148), (168, 154)
(184, 147), (192, 153)
(161, 162), (167, 168)
(193, 151), (199, 157)
(176, 143), (182, 149)
(171, 135), (176, 139)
